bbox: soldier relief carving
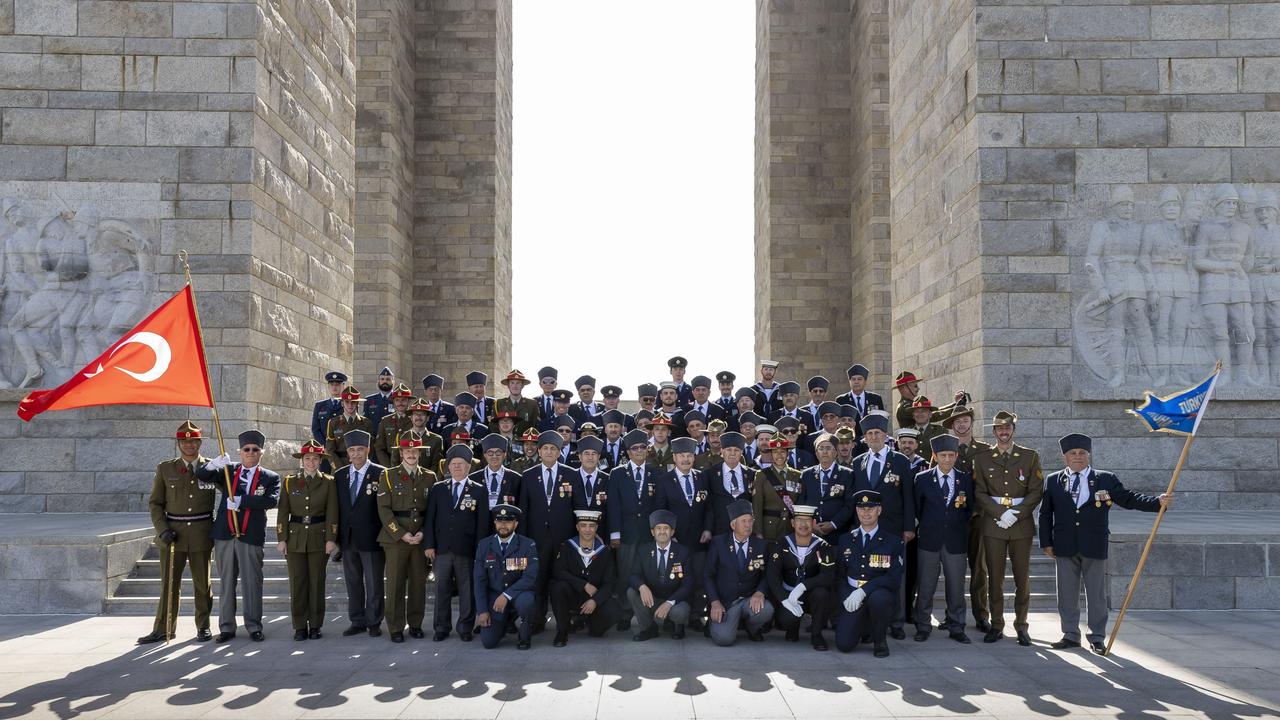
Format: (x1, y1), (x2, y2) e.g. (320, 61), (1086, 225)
(0, 197), (157, 389)
(1076, 183), (1278, 389)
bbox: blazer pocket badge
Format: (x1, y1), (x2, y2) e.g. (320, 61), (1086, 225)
(954, 492), (967, 509)
(885, 473), (899, 486)
(1095, 489), (1112, 507)
(830, 484), (844, 497)
(695, 490), (708, 502)
(559, 482), (572, 498)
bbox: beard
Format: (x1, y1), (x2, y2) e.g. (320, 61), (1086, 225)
(378, 382), (393, 392)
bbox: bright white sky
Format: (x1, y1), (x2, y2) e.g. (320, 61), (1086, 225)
(511, 1), (755, 400)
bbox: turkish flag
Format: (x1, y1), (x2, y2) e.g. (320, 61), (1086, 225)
(17, 286), (215, 421)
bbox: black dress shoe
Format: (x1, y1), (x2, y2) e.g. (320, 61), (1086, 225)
(1090, 641), (1107, 655)
(873, 642), (890, 658)
(390, 632), (405, 643)
(950, 631), (972, 644)
(975, 618), (991, 633)
(408, 627), (425, 639)
(633, 626), (658, 642)
(890, 628), (906, 640)
(983, 629), (1003, 643)
(688, 617), (705, 631)
(196, 628), (213, 642)
(368, 626), (382, 637)
(342, 625), (366, 637)
(746, 629), (764, 642)
(616, 618), (631, 632)
(433, 630), (448, 641)
(1051, 637), (1080, 650)
(308, 628), (322, 640)
(785, 627), (799, 642)
(460, 632), (473, 642)
(553, 632), (568, 647)
(860, 633), (872, 644)
(812, 633), (828, 651)
(517, 638), (531, 650)
(703, 624), (711, 638)
(294, 630), (308, 641)
(249, 631), (265, 642)
(1016, 630), (1032, 647)
(215, 631), (235, 643)
(913, 631), (929, 642)
(672, 625), (685, 640)
(136, 631), (169, 645)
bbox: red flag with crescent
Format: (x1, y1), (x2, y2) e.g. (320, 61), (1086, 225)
(17, 286), (214, 421)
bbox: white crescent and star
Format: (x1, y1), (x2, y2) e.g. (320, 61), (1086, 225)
(83, 332), (172, 383)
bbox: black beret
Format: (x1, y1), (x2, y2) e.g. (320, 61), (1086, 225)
(690, 375), (712, 389)
(538, 366), (558, 381)
(480, 434), (509, 453)
(778, 381), (801, 395)
(818, 401), (842, 417)
(847, 364), (870, 379)
(454, 392), (477, 407)
(623, 429), (650, 448)
(719, 431), (746, 450)
(537, 430), (564, 450)
(930, 434), (961, 454)
(601, 409), (626, 426)
(575, 375), (596, 389)
(1059, 433), (1092, 454)
(807, 376), (829, 391)
(576, 436), (603, 454)
(465, 371), (488, 386)
(860, 414), (889, 433)
(446, 445), (474, 463)
(238, 429), (265, 448)
(421, 373), (444, 389)
(670, 437), (697, 455)
(682, 410), (707, 426)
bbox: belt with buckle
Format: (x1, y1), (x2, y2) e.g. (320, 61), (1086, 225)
(393, 510), (421, 519)
(166, 512), (212, 522)
(289, 514), (326, 525)
(990, 495), (1025, 507)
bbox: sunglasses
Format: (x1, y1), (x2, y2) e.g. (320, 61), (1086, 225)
(241, 447), (262, 452)
(781, 429), (799, 435)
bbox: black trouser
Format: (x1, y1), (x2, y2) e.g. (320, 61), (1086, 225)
(550, 580), (617, 636)
(774, 586), (832, 638)
(531, 535), (558, 628)
(903, 536), (918, 623)
(613, 542), (641, 623)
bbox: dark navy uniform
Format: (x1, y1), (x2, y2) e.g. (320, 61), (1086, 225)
(550, 533), (619, 639)
(425, 472), (489, 638)
(912, 465), (973, 637)
(606, 460), (660, 623)
(365, 390), (394, 435)
(704, 528), (774, 646)
(706, 462), (754, 536)
(835, 521), (903, 654)
(766, 531), (835, 646)
(628, 538), (695, 635)
(798, 462), (855, 535)
(519, 461), (586, 627)
(473, 527), (539, 648)
(472, 465), (522, 511)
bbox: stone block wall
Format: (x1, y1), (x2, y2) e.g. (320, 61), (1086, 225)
(0, 0), (357, 510)
(411, 0), (513, 390)
(1109, 536), (1280, 610)
(754, 0), (855, 379)
(967, 0), (1280, 506)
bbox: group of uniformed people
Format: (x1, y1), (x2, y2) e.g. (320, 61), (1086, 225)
(139, 358), (1171, 656)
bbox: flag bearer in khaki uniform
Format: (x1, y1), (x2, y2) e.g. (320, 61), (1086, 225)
(276, 439), (339, 641)
(377, 431), (437, 642)
(138, 420), (215, 644)
(972, 410), (1044, 646)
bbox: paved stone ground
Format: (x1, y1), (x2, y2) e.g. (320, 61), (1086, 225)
(0, 611), (1277, 719)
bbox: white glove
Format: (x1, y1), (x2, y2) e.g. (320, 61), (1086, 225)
(787, 583), (807, 603)
(207, 453), (232, 471)
(225, 494), (242, 511)
(843, 587), (866, 613)
(998, 509), (1019, 527)
(782, 598), (803, 617)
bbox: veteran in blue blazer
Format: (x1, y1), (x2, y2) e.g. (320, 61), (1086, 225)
(704, 500), (774, 646)
(911, 435), (974, 643)
(1040, 433), (1170, 654)
(473, 504), (540, 649)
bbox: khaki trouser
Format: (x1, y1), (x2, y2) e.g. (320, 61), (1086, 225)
(286, 551), (329, 630)
(383, 543), (427, 633)
(151, 545), (213, 636)
(984, 535), (1032, 632)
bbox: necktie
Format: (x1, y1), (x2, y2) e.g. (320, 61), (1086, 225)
(821, 468), (830, 496)
(658, 547), (668, 576)
(544, 468), (554, 501)
(489, 471), (499, 494)
(453, 481), (462, 507)
(941, 473), (952, 505)
(1070, 472), (1081, 504)
(608, 443), (617, 462)
(737, 542), (747, 572)
(635, 467), (644, 498)
(868, 456), (880, 486)
(683, 474), (694, 505)
(731, 468), (741, 495)
(861, 531), (869, 551)
(500, 540), (509, 556)
(349, 468), (360, 504)
(584, 473), (594, 497)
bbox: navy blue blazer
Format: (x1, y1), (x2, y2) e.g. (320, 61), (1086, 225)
(605, 463), (661, 543)
(311, 397), (340, 444)
(473, 532), (539, 607)
(567, 401), (605, 427)
(849, 449), (916, 535)
(798, 463), (856, 531)
(518, 462), (585, 546)
(424, 478), (490, 556)
(333, 462), (388, 552)
(598, 438), (628, 472)
(630, 540), (695, 603)
(200, 462), (280, 546)
(912, 467), (973, 554)
(834, 527), (903, 601)
(365, 392), (394, 434)
(426, 400), (457, 434)
(470, 466), (522, 509)
(1039, 468), (1160, 560)
(440, 420), (489, 442)
(656, 468), (714, 549)
(706, 462), (755, 537)
(704, 533), (769, 605)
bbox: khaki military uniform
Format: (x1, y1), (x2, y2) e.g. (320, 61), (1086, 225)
(912, 423), (947, 462)
(648, 443), (674, 471)
(148, 455), (215, 636)
(752, 464), (801, 543)
(972, 443), (1044, 633)
(326, 414), (372, 467)
(508, 454), (536, 474)
(276, 472), (338, 631)
(496, 397), (540, 434)
(955, 437), (992, 624)
(399, 425), (444, 471)
(895, 397), (915, 430)
(376, 464), (437, 633)
(694, 449), (722, 472)
(373, 413), (414, 466)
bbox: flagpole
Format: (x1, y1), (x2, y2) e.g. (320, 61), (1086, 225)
(178, 251), (239, 535)
(1104, 359), (1222, 655)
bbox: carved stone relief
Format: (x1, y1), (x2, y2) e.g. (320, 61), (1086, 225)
(0, 197), (157, 389)
(1075, 183), (1280, 391)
